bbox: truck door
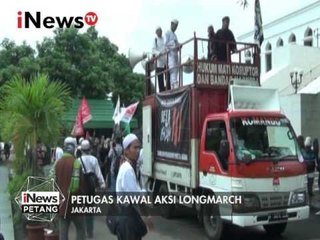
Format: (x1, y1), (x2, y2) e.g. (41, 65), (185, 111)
(142, 105), (152, 176)
(201, 120), (229, 175)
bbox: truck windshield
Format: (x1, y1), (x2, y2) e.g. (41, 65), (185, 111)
(230, 117), (302, 163)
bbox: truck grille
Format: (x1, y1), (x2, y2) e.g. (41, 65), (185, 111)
(259, 193), (290, 209)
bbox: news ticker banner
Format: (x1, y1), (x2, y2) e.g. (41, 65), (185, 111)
(15, 177), (307, 220)
(15, 187), (308, 220)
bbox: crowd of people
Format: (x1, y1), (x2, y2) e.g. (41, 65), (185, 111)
(51, 133), (149, 240)
(150, 16), (236, 93)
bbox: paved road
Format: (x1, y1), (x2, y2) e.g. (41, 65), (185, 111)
(69, 206), (320, 240)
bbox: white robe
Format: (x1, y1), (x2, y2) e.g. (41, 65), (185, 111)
(165, 30), (179, 68)
(165, 30), (179, 86)
(152, 36), (166, 68)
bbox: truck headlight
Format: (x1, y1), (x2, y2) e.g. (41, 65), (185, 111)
(290, 191), (307, 206)
(232, 193), (260, 213)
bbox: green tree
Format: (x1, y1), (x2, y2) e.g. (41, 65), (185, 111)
(0, 27), (145, 126)
(0, 74), (71, 175)
(36, 27), (144, 103)
(0, 39), (39, 86)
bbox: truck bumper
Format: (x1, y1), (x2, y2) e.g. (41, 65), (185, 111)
(231, 205), (309, 227)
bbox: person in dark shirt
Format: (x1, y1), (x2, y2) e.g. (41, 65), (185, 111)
(215, 16), (237, 62)
(313, 138), (320, 192)
(302, 137), (316, 197)
(207, 25), (216, 60)
(99, 138), (110, 181)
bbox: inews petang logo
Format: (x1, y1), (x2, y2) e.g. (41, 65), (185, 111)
(17, 11), (98, 29)
(21, 191), (60, 214)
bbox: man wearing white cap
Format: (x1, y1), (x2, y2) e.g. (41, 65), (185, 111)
(55, 136), (86, 240)
(152, 26), (167, 92)
(79, 139), (106, 239)
(116, 133), (153, 239)
(165, 19), (180, 89)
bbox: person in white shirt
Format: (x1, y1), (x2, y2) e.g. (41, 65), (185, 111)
(55, 146), (63, 162)
(152, 26), (167, 92)
(136, 148), (147, 190)
(116, 134), (153, 240)
(80, 140), (106, 239)
(165, 19), (180, 89)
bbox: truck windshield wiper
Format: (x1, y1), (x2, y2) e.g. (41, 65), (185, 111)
(276, 154), (297, 161)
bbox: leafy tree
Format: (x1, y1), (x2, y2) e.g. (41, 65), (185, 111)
(0, 27), (145, 127)
(0, 74), (71, 175)
(0, 39), (39, 86)
(36, 27), (144, 103)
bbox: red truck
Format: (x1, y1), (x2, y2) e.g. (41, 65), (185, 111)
(141, 36), (309, 239)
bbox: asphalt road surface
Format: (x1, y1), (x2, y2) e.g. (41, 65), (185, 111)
(69, 207), (320, 240)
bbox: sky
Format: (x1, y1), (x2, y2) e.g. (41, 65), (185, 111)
(0, 0), (317, 72)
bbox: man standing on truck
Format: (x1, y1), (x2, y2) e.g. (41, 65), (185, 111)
(152, 26), (167, 92)
(165, 19), (180, 89)
(207, 25), (216, 60)
(215, 16), (237, 62)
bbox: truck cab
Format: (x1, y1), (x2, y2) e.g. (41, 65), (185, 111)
(142, 35), (309, 240)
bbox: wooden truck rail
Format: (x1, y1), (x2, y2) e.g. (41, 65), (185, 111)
(145, 33), (260, 96)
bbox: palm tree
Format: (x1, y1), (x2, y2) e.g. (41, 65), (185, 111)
(0, 74), (71, 175)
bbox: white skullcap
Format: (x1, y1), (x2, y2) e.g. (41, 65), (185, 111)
(79, 137), (84, 144)
(64, 137), (76, 147)
(81, 140), (91, 150)
(123, 133), (138, 150)
(171, 19), (179, 25)
(305, 136), (312, 147)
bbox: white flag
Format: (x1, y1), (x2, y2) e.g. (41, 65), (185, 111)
(121, 101), (139, 123)
(115, 107), (126, 124)
(112, 96), (121, 123)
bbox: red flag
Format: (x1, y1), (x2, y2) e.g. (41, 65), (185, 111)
(71, 98), (92, 137)
(81, 98), (92, 123)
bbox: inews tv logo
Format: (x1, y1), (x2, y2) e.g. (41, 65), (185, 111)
(21, 191), (60, 214)
(17, 11), (98, 29)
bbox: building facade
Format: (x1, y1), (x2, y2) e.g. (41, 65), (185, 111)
(238, 0), (320, 138)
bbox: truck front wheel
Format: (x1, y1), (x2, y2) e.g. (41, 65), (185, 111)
(263, 222), (287, 236)
(158, 183), (175, 219)
(202, 204), (223, 240)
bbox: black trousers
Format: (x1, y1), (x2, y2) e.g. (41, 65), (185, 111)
(166, 68), (171, 91)
(156, 67), (165, 92)
(116, 206), (147, 240)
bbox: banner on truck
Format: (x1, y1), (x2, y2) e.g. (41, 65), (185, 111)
(155, 89), (190, 161)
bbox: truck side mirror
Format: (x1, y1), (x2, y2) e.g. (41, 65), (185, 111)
(219, 139), (230, 161)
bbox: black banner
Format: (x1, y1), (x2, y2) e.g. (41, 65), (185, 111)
(155, 89), (190, 161)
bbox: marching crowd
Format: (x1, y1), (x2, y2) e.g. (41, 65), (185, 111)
(51, 133), (150, 240)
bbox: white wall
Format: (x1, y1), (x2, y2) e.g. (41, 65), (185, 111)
(261, 45), (320, 93)
(301, 94), (320, 138)
(238, 1), (320, 74)
(238, 1), (320, 139)
(280, 94), (301, 135)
